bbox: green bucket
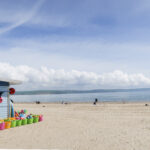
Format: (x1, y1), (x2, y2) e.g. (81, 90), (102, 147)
(33, 116), (39, 123)
(16, 120), (22, 126)
(11, 120), (16, 128)
(27, 118), (33, 124)
(22, 119), (27, 125)
(4, 119), (10, 122)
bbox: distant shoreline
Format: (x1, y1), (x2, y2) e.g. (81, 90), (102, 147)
(15, 88), (150, 95)
(12, 89), (150, 103)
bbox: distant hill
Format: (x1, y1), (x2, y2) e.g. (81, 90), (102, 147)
(15, 88), (150, 95)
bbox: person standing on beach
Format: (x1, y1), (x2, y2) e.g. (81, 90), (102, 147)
(93, 98), (98, 105)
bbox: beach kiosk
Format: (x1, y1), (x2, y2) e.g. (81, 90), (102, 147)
(0, 80), (21, 119)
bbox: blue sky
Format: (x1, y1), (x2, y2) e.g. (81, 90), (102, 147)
(0, 0), (150, 89)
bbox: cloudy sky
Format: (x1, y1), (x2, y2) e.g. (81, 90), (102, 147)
(0, 0), (150, 90)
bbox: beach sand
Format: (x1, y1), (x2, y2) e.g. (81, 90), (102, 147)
(0, 102), (150, 149)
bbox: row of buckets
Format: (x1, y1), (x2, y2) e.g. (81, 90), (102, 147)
(0, 115), (43, 130)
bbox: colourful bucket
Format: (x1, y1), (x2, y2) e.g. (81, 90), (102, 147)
(10, 117), (16, 121)
(4, 119), (10, 122)
(0, 122), (5, 130)
(22, 119), (27, 125)
(39, 115), (43, 122)
(11, 120), (16, 128)
(16, 120), (22, 126)
(33, 116), (39, 123)
(5, 121), (11, 129)
(27, 118), (33, 124)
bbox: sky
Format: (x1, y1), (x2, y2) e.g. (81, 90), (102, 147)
(0, 0), (150, 90)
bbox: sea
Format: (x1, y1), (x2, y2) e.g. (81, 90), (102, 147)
(10, 88), (150, 103)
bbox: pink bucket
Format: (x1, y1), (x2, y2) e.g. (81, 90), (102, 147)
(39, 115), (43, 122)
(0, 122), (5, 130)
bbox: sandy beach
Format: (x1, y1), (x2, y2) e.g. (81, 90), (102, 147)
(0, 102), (150, 150)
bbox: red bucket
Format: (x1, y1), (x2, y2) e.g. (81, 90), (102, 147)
(0, 122), (5, 130)
(39, 115), (43, 122)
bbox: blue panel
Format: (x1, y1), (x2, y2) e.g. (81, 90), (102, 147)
(0, 86), (8, 119)
(0, 81), (9, 86)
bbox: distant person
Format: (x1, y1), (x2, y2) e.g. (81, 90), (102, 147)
(36, 101), (40, 104)
(93, 98), (98, 105)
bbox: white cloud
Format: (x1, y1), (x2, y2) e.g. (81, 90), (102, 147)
(0, 62), (150, 90)
(0, 37), (150, 75)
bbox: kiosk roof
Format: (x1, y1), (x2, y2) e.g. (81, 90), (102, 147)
(0, 79), (22, 85)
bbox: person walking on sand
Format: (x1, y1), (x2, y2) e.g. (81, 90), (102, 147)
(93, 98), (98, 105)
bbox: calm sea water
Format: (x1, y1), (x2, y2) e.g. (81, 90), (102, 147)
(11, 90), (150, 103)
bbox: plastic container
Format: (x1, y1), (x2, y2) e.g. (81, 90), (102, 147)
(4, 119), (10, 122)
(5, 121), (11, 129)
(10, 117), (16, 121)
(27, 118), (33, 124)
(11, 120), (16, 128)
(22, 119), (27, 125)
(16, 120), (22, 127)
(0, 122), (5, 130)
(33, 116), (39, 123)
(39, 115), (43, 122)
